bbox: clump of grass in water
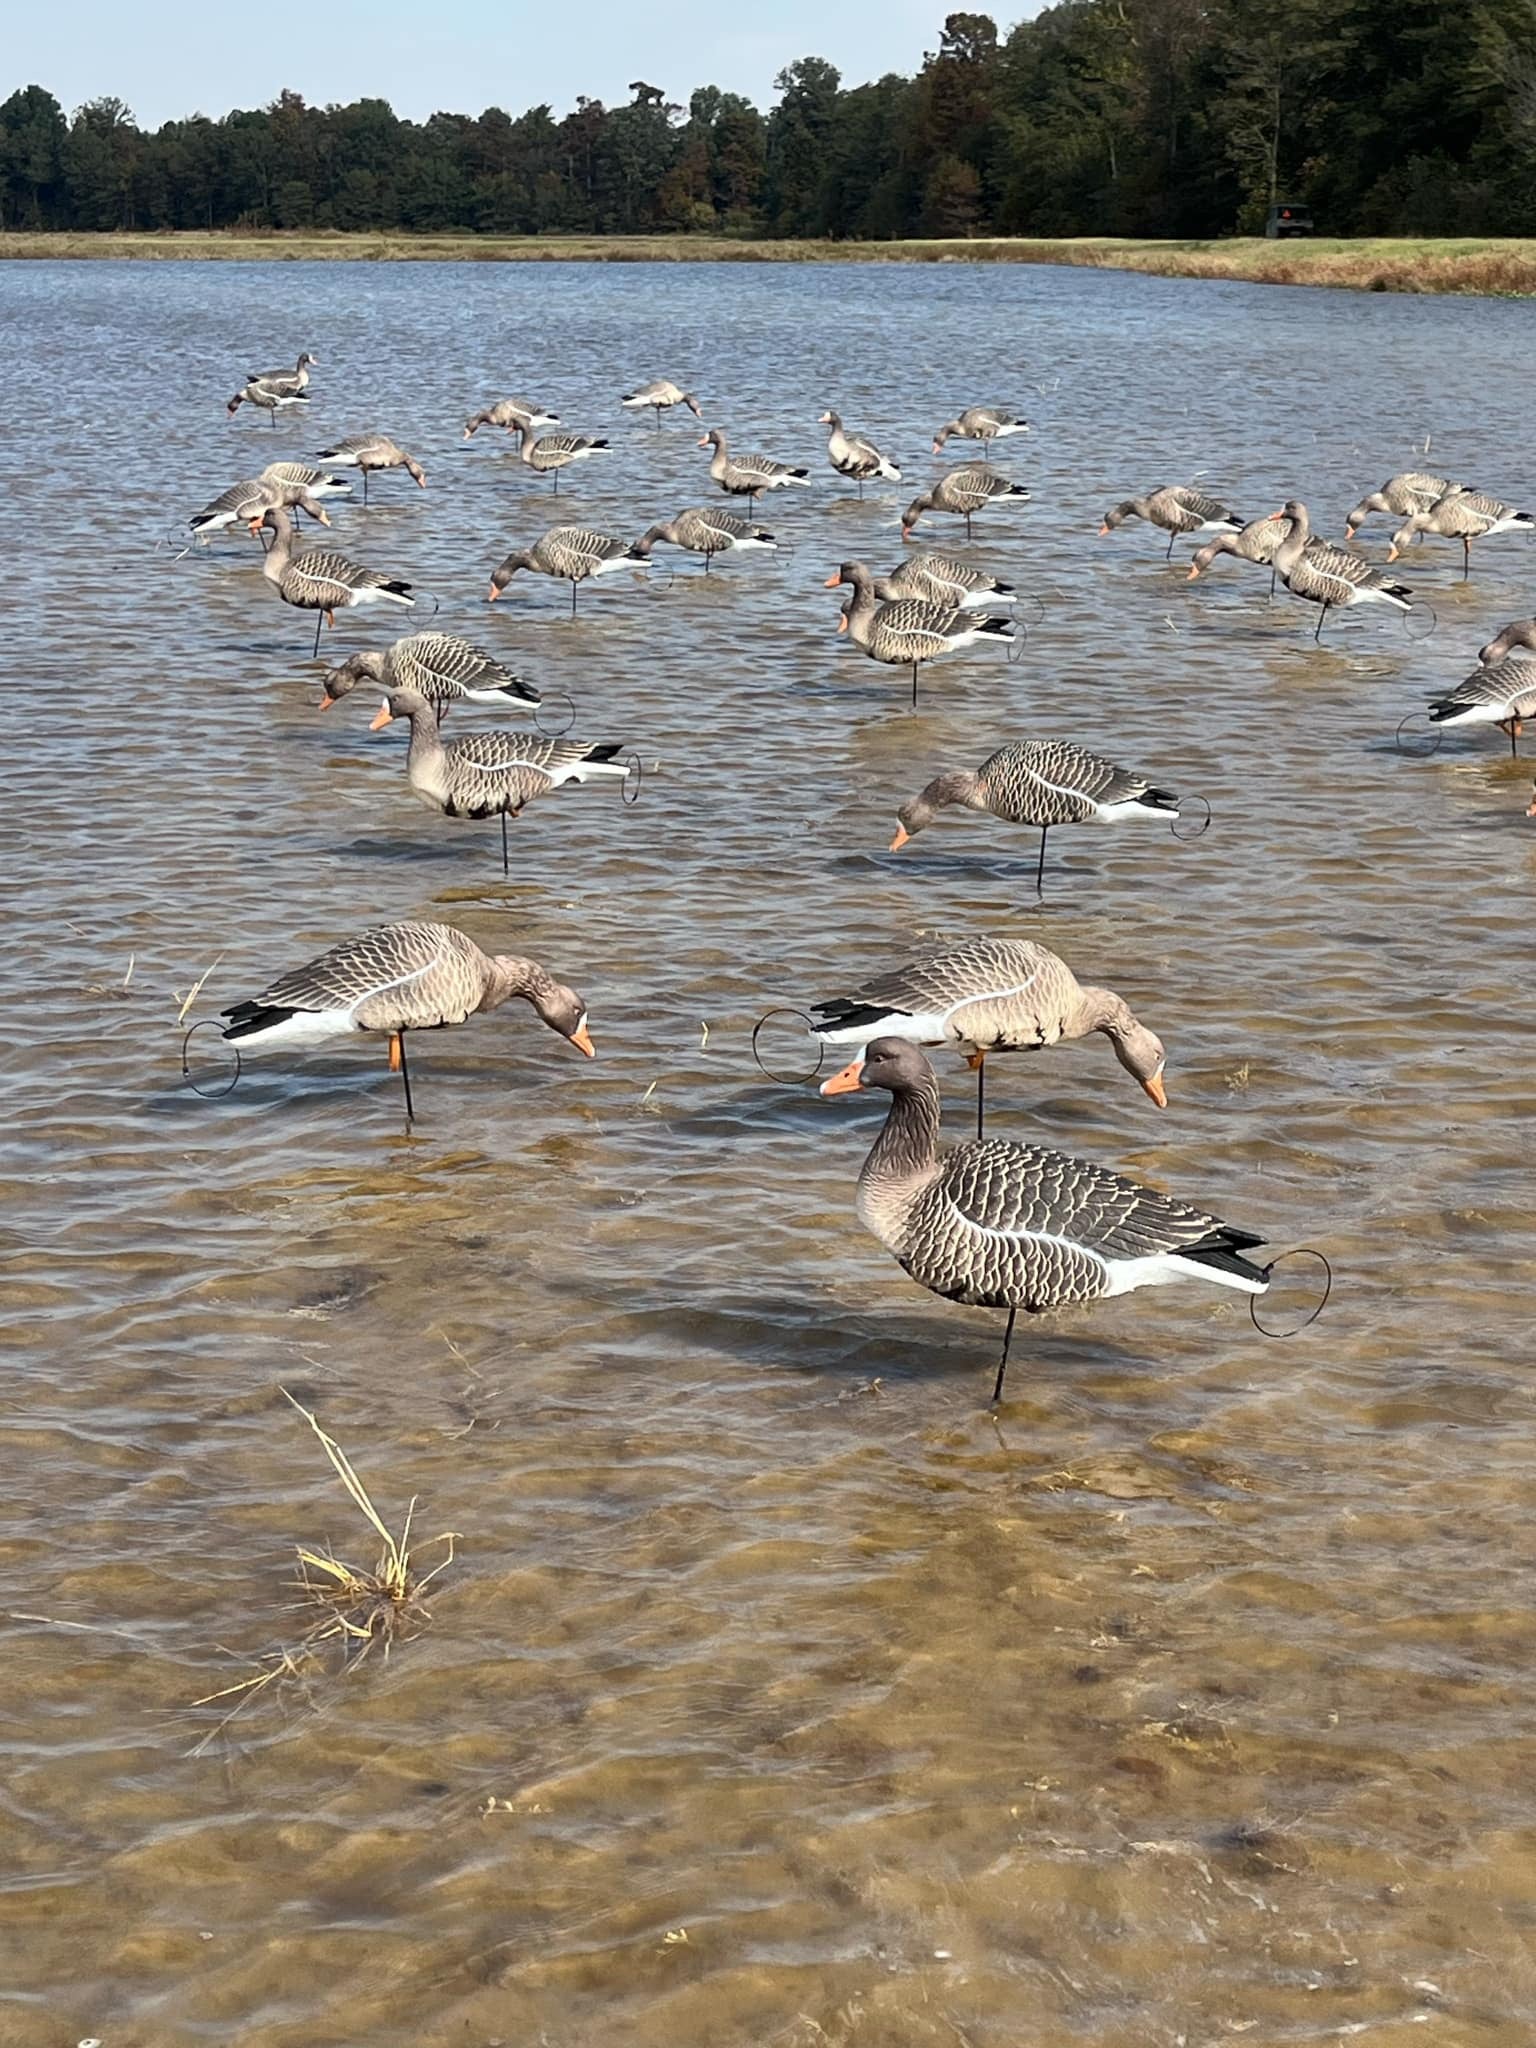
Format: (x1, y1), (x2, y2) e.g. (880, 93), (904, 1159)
(189, 1392), (456, 1752)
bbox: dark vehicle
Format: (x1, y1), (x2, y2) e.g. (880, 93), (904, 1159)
(1266, 203), (1314, 239)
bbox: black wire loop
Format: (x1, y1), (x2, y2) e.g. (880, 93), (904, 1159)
(533, 690), (577, 738)
(1394, 710), (1444, 758)
(1251, 1248), (1332, 1337)
(1005, 625), (1031, 664)
(1403, 600), (1438, 643)
(1017, 590), (1047, 628)
(621, 754), (644, 805)
(1171, 793), (1213, 842)
(181, 1019), (243, 1099)
(750, 1007), (827, 1086)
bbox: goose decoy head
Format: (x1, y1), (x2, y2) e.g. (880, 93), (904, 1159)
(369, 686), (432, 731)
(298, 352), (319, 368)
(1109, 1022), (1168, 1108)
(318, 650), (382, 709)
(529, 982), (596, 1058)
(899, 495), (929, 540)
(1099, 501), (1138, 535)
(821, 1036), (931, 1098)
(698, 429), (724, 450)
(683, 394), (703, 418)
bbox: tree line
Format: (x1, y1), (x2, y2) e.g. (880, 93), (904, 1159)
(5, 0), (1534, 242)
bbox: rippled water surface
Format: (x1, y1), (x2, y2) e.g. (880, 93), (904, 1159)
(4, 258), (1536, 2046)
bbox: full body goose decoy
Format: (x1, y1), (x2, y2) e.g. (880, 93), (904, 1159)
(227, 381), (310, 427)
(621, 380), (703, 428)
(820, 1039), (1272, 1401)
(1387, 489), (1535, 579)
(368, 686), (627, 873)
(1427, 656), (1536, 755)
(1271, 500), (1412, 640)
(819, 410), (901, 497)
(489, 526), (648, 616)
(255, 504), (414, 655)
(889, 738), (1181, 889)
(901, 467), (1029, 541)
(811, 934), (1167, 1139)
(828, 562), (1012, 707)
(632, 507), (778, 572)
(881, 552), (1015, 611)
(1344, 472), (1470, 541)
(931, 407), (1029, 454)
(463, 397), (561, 438)
(314, 435), (427, 503)
(698, 429), (812, 500)
(511, 423), (610, 493)
(189, 475), (333, 542)
(220, 920), (593, 1120)
(1100, 486), (1243, 559)
(246, 351), (318, 396)
(322, 632), (540, 715)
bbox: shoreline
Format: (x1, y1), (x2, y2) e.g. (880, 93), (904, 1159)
(3, 232), (1534, 295)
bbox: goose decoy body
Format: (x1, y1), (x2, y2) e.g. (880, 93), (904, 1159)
(227, 381), (310, 426)
(1271, 501), (1412, 639)
(1100, 486), (1243, 559)
(890, 738), (1181, 887)
(828, 562), (1012, 707)
(1344, 472), (1470, 540)
(931, 407), (1029, 453)
(314, 435), (427, 503)
(463, 398), (561, 437)
(489, 527), (649, 615)
(819, 410), (901, 497)
(1427, 656), (1536, 755)
(621, 379), (703, 427)
(220, 919), (593, 1120)
(260, 461), (353, 503)
(321, 632), (540, 715)
(1388, 489), (1535, 579)
(880, 552), (1015, 610)
(632, 507), (778, 571)
(698, 429), (812, 500)
(901, 467), (1029, 540)
(511, 423), (610, 492)
(246, 351), (318, 395)
(820, 1038), (1272, 1401)
(811, 934), (1166, 1138)
(255, 504), (414, 654)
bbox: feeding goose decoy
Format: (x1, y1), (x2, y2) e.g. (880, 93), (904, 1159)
(931, 407), (1029, 454)
(219, 920), (593, 1121)
(489, 526), (649, 616)
(621, 379), (703, 427)
(1100, 486), (1243, 559)
(314, 434), (427, 503)
(827, 562), (1012, 707)
(246, 351), (318, 396)
(188, 475), (332, 542)
(321, 632), (540, 715)
(889, 737), (1182, 888)
(511, 423), (610, 492)
(1344, 471), (1471, 540)
(1271, 501), (1412, 639)
(632, 507), (778, 572)
(819, 410), (901, 497)
(811, 934), (1167, 1139)
(1388, 489), (1535, 579)
(254, 504), (414, 655)
(698, 428), (813, 500)
(463, 397), (561, 437)
(1479, 619), (1536, 665)
(901, 467), (1030, 541)
(227, 381), (310, 426)
(880, 552), (1016, 610)
(368, 686), (628, 872)
(819, 1038), (1272, 1401)
(1427, 656), (1536, 755)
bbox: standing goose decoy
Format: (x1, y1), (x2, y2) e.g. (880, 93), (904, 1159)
(1479, 618), (1536, 665)
(827, 562), (1013, 707)
(931, 407), (1029, 454)
(227, 382), (310, 427)
(621, 380), (703, 428)
(698, 429), (812, 500)
(246, 351), (318, 396)
(488, 526), (649, 616)
(811, 934), (1167, 1140)
(1387, 490), (1535, 580)
(255, 504), (414, 656)
(189, 475), (332, 542)
(881, 551), (1016, 611)
(819, 410), (902, 498)
(1344, 472), (1470, 541)
(1271, 500), (1412, 640)
(1100, 486), (1243, 559)
(314, 434), (427, 504)
(889, 738), (1181, 889)
(1427, 656), (1536, 755)
(368, 687), (627, 873)
(819, 1039), (1272, 1402)
(631, 507), (778, 573)
(511, 423), (610, 493)
(321, 632), (540, 715)
(463, 397), (561, 438)
(220, 920), (593, 1121)
(901, 467), (1030, 541)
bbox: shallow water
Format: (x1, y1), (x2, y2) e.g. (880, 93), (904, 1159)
(3, 257), (1535, 2046)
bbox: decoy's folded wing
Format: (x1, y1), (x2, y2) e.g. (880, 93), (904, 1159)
(247, 921), (457, 1013)
(399, 633), (524, 696)
(935, 1140), (1248, 1263)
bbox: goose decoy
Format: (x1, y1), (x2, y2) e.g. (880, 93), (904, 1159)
(811, 934), (1166, 1139)
(698, 428), (812, 500)
(189, 475), (331, 542)
(1100, 486), (1243, 559)
(246, 351), (318, 396)
(819, 1038), (1272, 1401)
(931, 407), (1029, 454)
(827, 562), (1012, 707)
(1185, 512), (1295, 594)
(511, 423), (610, 493)
(321, 632), (540, 715)
(901, 467), (1030, 541)
(254, 504), (414, 655)
(1388, 489), (1535, 579)
(819, 410), (901, 497)
(220, 920), (593, 1120)
(880, 551), (1015, 611)
(632, 507), (778, 572)
(368, 686), (627, 873)
(1344, 471), (1470, 540)
(1427, 656), (1536, 755)
(1479, 618), (1536, 665)
(463, 397), (561, 438)
(314, 434), (427, 503)
(889, 738), (1181, 888)
(621, 380), (703, 427)
(489, 526), (649, 616)
(1271, 501), (1412, 639)
(227, 381), (310, 427)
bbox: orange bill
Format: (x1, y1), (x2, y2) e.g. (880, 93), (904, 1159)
(571, 1024), (596, 1058)
(316, 509), (332, 526)
(965, 1050), (986, 1071)
(317, 694), (336, 710)
(369, 703), (394, 730)
(697, 435), (711, 447)
(1185, 564), (1201, 580)
(1386, 545), (1400, 562)
(822, 571), (841, 588)
(819, 1057), (865, 1097)
(1143, 1072), (1168, 1109)
(487, 584), (500, 602)
(1097, 522), (1111, 536)
(889, 823), (911, 852)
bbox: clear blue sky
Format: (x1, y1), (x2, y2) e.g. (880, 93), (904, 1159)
(9, 0), (965, 126)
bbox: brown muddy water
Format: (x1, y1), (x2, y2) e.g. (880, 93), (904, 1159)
(2, 260), (1535, 2046)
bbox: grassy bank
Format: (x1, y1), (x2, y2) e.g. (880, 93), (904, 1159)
(4, 231), (1534, 294)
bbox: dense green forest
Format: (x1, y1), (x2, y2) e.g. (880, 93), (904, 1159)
(4, 0), (1534, 241)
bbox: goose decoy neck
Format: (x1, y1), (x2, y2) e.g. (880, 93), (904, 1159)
(489, 551), (533, 596)
(892, 769), (984, 846)
(1070, 987), (1167, 1106)
(821, 1037), (944, 1227)
(1099, 498), (1149, 533)
(633, 522), (675, 555)
(371, 685), (440, 735)
(900, 493), (933, 536)
(1479, 620), (1536, 665)
(483, 958), (594, 1053)
(1270, 501), (1309, 569)
(321, 650), (386, 704)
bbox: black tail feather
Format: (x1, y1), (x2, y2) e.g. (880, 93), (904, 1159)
(811, 999), (912, 1032)
(220, 1001), (295, 1041)
(1180, 1225), (1269, 1285)
(1136, 786), (1181, 813)
(584, 741), (626, 764)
